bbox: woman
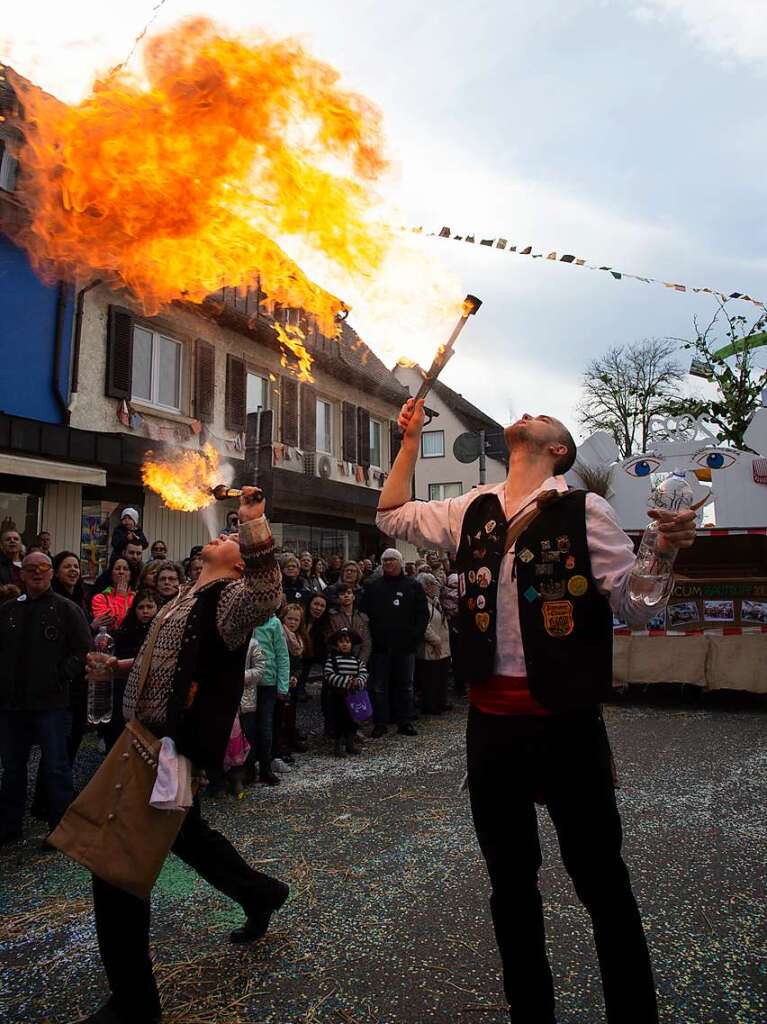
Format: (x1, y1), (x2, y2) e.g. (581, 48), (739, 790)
(138, 558), (163, 593)
(155, 560), (183, 605)
(277, 603), (309, 756)
(327, 583), (372, 666)
(281, 554), (311, 604)
(52, 550), (88, 612)
(103, 589), (159, 751)
(91, 557), (135, 630)
(301, 592), (330, 691)
(308, 557), (327, 592)
(324, 561), (364, 608)
(414, 572), (452, 714)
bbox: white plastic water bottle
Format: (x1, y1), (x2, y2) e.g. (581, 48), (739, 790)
(88, 625), (115, 725)
(628, 469), (694, 606)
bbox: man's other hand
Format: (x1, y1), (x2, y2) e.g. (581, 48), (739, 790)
(650, 508), (697, 552)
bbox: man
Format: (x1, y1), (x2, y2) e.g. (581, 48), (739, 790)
(298, 551), (314, 581)
(78, 488), (286, 1024)
(377, 400), (696, 1024)
(150, 540), (168, 561)
(0, 527), (24, 588)
(36, 530), (52, 555)
(0, 552), (92, 846)
(359, 548), (429, 738)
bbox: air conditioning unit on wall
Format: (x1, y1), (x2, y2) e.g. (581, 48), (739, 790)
(318, 455), (333, 480)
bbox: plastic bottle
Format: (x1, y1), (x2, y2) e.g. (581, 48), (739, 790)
(628, 469), (694, 606)
(88, 625), (115, 725)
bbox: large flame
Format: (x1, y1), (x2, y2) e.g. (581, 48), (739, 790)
(142, 441), (221, 512)
(6, 18), (389, 338)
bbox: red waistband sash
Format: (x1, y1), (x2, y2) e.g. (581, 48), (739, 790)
(469, 674), (552, 716)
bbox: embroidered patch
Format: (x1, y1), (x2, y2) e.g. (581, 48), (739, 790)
(468, 570), (476, 585)
(517, 548), (534, 563)
(542, 600), (574, 638)
(539, 579), (567, 601)
(467, 597), (476, 611)
(476, 595), (486, 610)
(393, 599), (400, 606)
(44, 625), (60, 641)
(475, 612), (491, 633)
(556, 535), (571, 553)
(524, 586), (539, 603)
(484, 519), (497, 534)
(535, 563), (554, 577)
(565, 555), (576, 570)
(540, 540), (551, 552)
(541, 548), (561, 563)
(477, 567), (492, 588)
(567, 575), (588, 597)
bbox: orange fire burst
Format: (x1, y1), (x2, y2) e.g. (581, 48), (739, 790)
(7, 18), (389, 339)
(142, 441), (221, 512)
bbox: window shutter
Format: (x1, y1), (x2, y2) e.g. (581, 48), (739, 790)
(389, 420), (401, 467)
(194, 339), (215, 423)
(281, 377), (299, 446)
(300, 383), (317, 453)
(357, 407), (371, 468)
(225, 354), (246, 432)
(105, 306), (134, 399)
(342, 402), (358, 463)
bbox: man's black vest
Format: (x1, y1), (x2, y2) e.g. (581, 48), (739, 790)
(453, 489), (613, 712)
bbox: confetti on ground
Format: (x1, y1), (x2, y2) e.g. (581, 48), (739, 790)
(1, 689), (765, 1023)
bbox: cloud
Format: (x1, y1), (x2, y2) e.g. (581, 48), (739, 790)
(631, 1), (767, 67)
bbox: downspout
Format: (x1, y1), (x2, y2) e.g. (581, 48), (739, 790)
(68, 278), (102, 425)
(51, 282), (69, 422)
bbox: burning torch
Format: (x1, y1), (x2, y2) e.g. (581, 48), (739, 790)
(410, 294), (482, 409)
(209, 485), (264, 502)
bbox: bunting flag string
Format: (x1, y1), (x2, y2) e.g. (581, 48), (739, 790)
(409, 226), (766, 313)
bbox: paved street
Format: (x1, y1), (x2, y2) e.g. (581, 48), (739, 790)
(1, 695), (765, 1024)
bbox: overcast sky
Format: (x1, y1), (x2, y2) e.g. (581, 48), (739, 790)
(4, 0), (767, 438)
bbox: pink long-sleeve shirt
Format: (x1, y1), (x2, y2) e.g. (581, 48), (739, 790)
(377, 476), (664, 678)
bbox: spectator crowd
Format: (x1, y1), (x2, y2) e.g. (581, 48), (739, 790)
(0, 507), (464, 846)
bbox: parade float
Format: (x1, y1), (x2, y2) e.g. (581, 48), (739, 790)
(569, 396), (767, 694)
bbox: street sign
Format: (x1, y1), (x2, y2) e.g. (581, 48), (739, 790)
(453, 431), (482, 463)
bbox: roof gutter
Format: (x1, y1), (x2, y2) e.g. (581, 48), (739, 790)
(51, 281), (69, 422)
(69, 278), (102, 423)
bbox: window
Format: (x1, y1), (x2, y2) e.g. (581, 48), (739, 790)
(317, 398), (333, 453)
(247, 371), (269, 413)
(131, 327), (182, 411)
(421, 430), (445, 458)
(369, 418), (383, 468)
(428, 482), (462, 501)
(0, 140), (18, 192)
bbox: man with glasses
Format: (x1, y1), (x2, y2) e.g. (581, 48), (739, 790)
(0, 552), (92, 847)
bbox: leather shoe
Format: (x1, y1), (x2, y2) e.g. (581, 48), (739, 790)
(230, 881), (290, 943)
(397, 723), (418, 736)
(259, 769), (281, 786)
(76, 1002), (161, 1023)
(370, 724), (387, 738)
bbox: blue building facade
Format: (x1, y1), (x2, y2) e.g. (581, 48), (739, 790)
(0, 233), (74, 424)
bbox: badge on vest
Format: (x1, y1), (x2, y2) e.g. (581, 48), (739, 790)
(542, 599), (574, 638)
(476, 595), (486, 609)
(541, 548), (561, 563)
(468, 570), (476, 584)
(485, 520), (496, 534)
(459, 573), (466, 597)
(524, 585), (539, 603)
(535, 563), (554, 576)
(476, 567), (492, 588)
(567, 575), (588, 597)
(517, 548), (534, 563)
(467, 597), (476, 611)
(565, 555), (576, 570)
(556, 535), (571, 553)
(539, 579), (566, 601)
(475, 612), (490, 632)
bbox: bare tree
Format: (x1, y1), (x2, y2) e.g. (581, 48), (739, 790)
(577, 339), (684, 458)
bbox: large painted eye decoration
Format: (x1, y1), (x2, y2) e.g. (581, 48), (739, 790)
(694, 450), (737, 470)
(623, 456), (661, 477)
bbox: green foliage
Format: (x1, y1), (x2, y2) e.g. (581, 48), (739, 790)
(667, 304), (767, 450)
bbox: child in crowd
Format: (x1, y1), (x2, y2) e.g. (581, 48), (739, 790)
(106, 589), (159, 750)
(110, 507), (148, 554)
(253, 612), (290, 783)
(277, 603), (309, 758)
(324, 627), (367, 758)
(231, 634), (267, 790)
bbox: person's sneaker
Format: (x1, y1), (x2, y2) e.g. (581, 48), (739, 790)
(397, 723), (418, 736)
(370, 724), (387, 738)
(271, 758), (291, 774)
(230, 881), (290, 944)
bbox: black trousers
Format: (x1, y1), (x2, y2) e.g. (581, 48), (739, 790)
(91, 796), (286, 1022)
(466, 706), (658, 1024)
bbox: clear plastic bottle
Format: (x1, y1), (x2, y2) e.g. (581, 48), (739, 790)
(628, 469), (694, 606)
(88, 625), (115, 725)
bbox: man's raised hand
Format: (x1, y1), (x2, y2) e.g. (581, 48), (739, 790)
(398, 398), (426, 444)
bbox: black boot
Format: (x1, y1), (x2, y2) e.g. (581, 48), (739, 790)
(334, 737), (347, 758)
(259, 762), (280, 786)
(230, 881), (290, 943)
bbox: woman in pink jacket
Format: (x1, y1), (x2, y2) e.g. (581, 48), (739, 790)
(90, 556), (135, 631)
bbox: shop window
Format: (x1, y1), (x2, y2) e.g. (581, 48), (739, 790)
(0, 490), (41, 548)
(80, 499), (143, 581)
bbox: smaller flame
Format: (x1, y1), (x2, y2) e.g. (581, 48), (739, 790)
(273, 322), (314, 382)
(142, 442), (220, 511)
(396, 357), (418, 368)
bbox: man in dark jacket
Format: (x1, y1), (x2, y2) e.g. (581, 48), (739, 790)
(0, 551), (92, 845)
(0, 526), (24, 588)
(360, 547), (428, 738)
